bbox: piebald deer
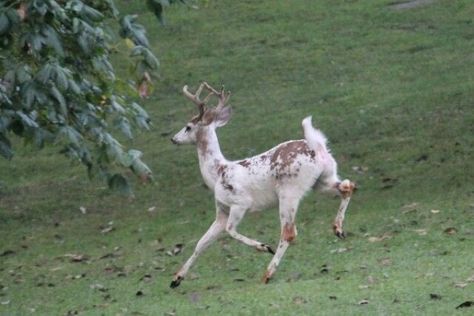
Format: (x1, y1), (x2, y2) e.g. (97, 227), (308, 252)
(170, 82), (356, 288)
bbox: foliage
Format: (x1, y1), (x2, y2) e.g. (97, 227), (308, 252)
(1, 0), (474, 315)
(0, 0), (159, 193)
(146, 0), (187, 25)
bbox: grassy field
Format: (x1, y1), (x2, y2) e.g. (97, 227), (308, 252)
(1, 0), (474, 314)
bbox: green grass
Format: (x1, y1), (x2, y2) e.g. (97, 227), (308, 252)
(1, 0), (474, 315)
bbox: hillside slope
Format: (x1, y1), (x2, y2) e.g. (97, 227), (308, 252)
(1, 0), (473, 314)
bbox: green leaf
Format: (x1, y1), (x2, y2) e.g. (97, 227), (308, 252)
(0, 13), (11, 35)
(110, 96), (126, 114)
(50, 86), (67, 117)
(115, 116), (133, 139)
(16, 111), (39, 128)
(23, 82), (47, 108)
(105, 0), (119, 17)
(131, 159), (152, 178)
(68, 79), (81, 94)
(107, 173), (133, 196)
(58, 126), (82, 146)
(131, 102), (150, 119)
(81, 4), (105, 22)
(33, 0), (49, 16)
(42, 25), (64, 56)
(131, 46), (160, 70)
(146, 0), (164, 24)
(120, 15), (150, 47)
(118, 149), (142, 168)
(16, 65), (32, 84)
(0, 133), (13, 160)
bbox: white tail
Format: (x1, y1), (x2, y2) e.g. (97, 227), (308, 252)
(170, 82), (356, 288)
(302, 116), (328, 152)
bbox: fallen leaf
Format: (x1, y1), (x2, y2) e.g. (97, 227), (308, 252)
(430, 209), (440, 214)
(456, 301), (474, 309)
(79, 206), (87, 214)
(401, 202), (419, 213)
(164, 310), (176, 316)
(166, 244), (184, 256)
(414, 229), (428, 236)
(330, 247), (349, 254)
(99, 252), (120, 259)
(454, 283), (468, 289)
(320, 264), (329, 273)
(140, 274), (152, 283)
(189, 292), (200, 304)
(467, 275), (474, 282)
(352, 166), (369, 174)
(444, 227), (457, 235)
(0, 300), (10, 305)
(292, 296), (307, 305)
(0, 250), (16, 257)
(101, 226), (115, 234)
(64, 254), (89, 262)
(90, 283), (108, 292)
(378, 257), (392, 266)
(358, 299), (369, 305)
(50, 266), (63, 272)
(430, 293), (442, 300)
(367, 275), (376, 284)
(368, 233), (392, 242)
(147, 206), (156, 212)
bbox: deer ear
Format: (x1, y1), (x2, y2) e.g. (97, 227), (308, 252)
(215, 106), (232, 127)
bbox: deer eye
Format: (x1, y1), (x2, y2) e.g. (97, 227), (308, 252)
(185, 126), (192, 132)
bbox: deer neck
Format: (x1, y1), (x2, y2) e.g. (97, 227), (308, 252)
(196, 127), (226, 189)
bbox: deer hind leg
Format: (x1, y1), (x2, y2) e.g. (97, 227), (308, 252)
(320, 178), (356, 238)
(262, 195), (300, 284)
(170, 206), (228, 288)
(225, 205), (275, 254)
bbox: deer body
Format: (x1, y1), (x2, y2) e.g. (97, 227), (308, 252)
(170, 83), (355, 288)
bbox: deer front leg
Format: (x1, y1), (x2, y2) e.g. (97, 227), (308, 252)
(333, 179), (355, 239)
(225, 205), (275, 254)
(262, 197), (299, 284)
(170, 209), (228, 288)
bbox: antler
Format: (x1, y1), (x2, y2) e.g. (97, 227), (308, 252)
(183, 83), (212, 118)
(202, 82), (231, 110)
(183, 82), (231, 112)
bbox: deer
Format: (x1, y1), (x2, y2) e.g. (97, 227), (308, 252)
(169, 82), (356, 288)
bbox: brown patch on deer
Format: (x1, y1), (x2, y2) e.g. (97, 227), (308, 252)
(190, 114), (202, 124)
(222, 182), (234, 192)
(238, 160), (251, 168)
(282, 222), (296, 242)
(270, 140), (315, 171)
(196, 129), (208, 153)
(217, 164), (228, 176)
(262, 270), (272, 284)
(201, 109), (217, 125)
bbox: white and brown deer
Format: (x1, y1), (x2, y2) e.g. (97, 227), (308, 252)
(170, 82), (356, 288)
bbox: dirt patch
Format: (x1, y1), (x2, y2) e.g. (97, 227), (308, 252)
(389, 0), (435, 10)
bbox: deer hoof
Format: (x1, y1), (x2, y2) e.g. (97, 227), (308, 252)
(170, 276), (183, 288)
(262, 271), (273, 284)
(335, 230), (346, 239)
(257, 243), (275, 255)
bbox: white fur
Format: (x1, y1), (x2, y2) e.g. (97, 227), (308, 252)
(170, 112), (354, 286)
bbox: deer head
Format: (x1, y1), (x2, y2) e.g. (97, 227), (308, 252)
(171, 82), (232, 145)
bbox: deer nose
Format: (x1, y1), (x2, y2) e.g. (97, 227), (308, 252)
(170, 137), (178, 145)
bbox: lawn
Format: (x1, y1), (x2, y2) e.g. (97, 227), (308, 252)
(1, 0), (473, 315)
